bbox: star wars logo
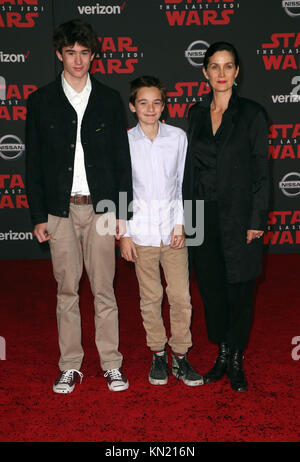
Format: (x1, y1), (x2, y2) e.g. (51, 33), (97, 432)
(269, 124), (300, 160)
(0, 174), (28, 209)
(166, 81), (210, 119)
(160, 0), (239, 27)
(0, 0), (44, 29)
(265, 210), (300, 245)
(257, 33), (300, 70)
(91, 36), (143, 74)
(0, 76), (37, 121)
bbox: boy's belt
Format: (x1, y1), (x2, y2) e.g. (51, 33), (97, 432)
(70, 195), (92, 205)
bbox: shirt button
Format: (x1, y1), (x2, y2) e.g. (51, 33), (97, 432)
(62, 211), (67, 216)
(72, 120), (76, 124)
(68, 167), (72, 171)
(70, 144), (75, 149)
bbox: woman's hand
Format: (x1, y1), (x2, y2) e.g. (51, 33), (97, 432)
(170, 225), (185, 249)
(120, 237), (138, 262)
(247, 230), (264, 244)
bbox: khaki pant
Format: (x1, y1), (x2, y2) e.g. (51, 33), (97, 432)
(134, 244), (192, 354)
(48, 205), (122, 372)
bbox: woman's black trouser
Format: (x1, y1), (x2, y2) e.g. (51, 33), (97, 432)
(191, 201), (255, 350)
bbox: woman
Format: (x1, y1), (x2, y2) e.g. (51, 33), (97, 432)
(183, 42), (269, 392)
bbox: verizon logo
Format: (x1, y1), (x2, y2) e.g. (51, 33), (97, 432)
(77, 2), (126, 15)
(272, 94), (300, 103)
(0, 230), (33, 241)
(0, 51), (29, 63)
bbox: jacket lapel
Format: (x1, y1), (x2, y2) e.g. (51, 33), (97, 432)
(50, 76), (77, 118)
(83, 75), (106, 121)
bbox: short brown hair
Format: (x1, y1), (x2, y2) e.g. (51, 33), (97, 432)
(53, 19), (99, 54)
(129, 76), (166, 105)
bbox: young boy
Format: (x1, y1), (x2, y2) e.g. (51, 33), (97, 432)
(120, 76), (203, 386)
(25, 19), (132, 394)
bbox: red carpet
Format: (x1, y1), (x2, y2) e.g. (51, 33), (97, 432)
(0, 254), (299, 442)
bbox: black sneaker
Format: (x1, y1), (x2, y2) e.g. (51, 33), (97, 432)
(172, 354), (204, 386)
(53, 369), (83, 394)
(149, 351), (169, 385)
(104, 368), (129, 392)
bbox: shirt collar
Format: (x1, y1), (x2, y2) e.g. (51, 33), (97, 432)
(202, 87), (239, 114)
(132, 121), (169, 140)
(61, 72), (91, 101)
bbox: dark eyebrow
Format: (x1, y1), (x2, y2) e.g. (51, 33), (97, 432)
(137, 98), (162, 102)
(65, 48), (90, 52)
(209, 61), (234, 65)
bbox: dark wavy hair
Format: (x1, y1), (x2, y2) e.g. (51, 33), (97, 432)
(129, 75), (166, 105)
(203, 42), (240, 69)
(53, 19), (99, 54)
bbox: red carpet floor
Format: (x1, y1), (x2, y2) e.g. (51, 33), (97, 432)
(0, 254), (299, 442)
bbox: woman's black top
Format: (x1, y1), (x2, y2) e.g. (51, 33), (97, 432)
(193, 107), (228, 201)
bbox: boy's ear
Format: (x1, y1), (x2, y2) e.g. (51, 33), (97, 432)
(56, 50), (63, 62)
(129, 102), (136, 113)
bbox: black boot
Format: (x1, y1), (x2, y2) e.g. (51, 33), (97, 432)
(203, 343), (229, 384)
(227, 349), (248, 392)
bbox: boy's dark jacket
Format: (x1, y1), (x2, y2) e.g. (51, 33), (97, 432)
(25, 74), (133, 225)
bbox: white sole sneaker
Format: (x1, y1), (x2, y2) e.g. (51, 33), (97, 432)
(107, 380), (129, 392)
(149, 376), (168, 385)
(172, 371), (204, 386)
(53, 383), (75, 394)
(53, 369), (83, 394)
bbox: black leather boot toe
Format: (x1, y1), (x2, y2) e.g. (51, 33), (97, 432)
(203, 343), (229, 384)
(227, 350), (248, 392)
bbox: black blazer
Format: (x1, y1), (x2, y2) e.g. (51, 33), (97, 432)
(183, 90), (269, 283)
(25, 75), (133, 225)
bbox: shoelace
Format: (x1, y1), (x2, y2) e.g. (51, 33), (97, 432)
(154, 355), (169, 375)
(104, 368), (122, 380)
(174, 357), (189, 380)
(60, 369), (83, 384)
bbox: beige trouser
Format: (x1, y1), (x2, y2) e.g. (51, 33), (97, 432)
(47, 205), (122, 372)
(134, 244), (193, 354)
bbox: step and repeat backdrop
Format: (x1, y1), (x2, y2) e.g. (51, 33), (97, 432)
(0, 0), (299, 259)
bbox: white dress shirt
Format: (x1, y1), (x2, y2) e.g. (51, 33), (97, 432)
(62, 73), (91, 196)
(125, 121), (187, 246)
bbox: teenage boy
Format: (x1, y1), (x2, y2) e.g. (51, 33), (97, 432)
(25, 19), (132, 393)
(120, 76), (203, 386)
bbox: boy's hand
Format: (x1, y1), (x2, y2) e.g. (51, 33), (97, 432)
(115, 219), (126, 240)
(33, 222), (50, 243)
(120, 237), (138, 262)
(170, 225), (185, 249)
